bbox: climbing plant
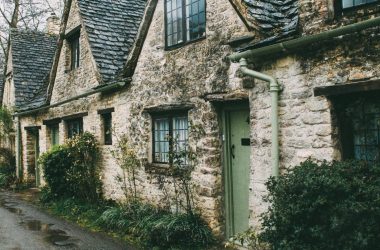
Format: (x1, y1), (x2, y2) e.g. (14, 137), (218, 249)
(111, 134), (141, 202)
(0, 106), (13, 137)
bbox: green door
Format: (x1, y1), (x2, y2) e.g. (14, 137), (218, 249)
(224, 109), (251, 238)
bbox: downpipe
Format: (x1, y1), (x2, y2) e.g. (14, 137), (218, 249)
(239, 58), (280, 178)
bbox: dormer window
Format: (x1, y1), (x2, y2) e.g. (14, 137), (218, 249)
(68, 32), (80, 70)
(342, 0), (377, 9)
(165, 0), (206, 49)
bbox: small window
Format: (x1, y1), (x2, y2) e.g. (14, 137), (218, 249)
(49, 124), (60, 147)
(102, 113), (112, 145)
(153, 114), (188, 165)
(335, 93), (380, 162)
(165, 0), (206, 48)
(68, 32), (80, 70)
(67, 118), (83, 139)
(342, 0), (377, 9)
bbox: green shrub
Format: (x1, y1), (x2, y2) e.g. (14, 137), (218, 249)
(260, 160), (380, 250)
(39, 132), (101, 202)
(39, 145), (73, 197)
(97, 201), (215, 249)
(0, 147), (16, 188)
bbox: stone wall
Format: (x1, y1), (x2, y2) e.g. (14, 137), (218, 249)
(16, 0), (380, 238)
(243, 3), (380, 224)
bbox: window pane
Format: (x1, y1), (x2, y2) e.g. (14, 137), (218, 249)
(67, 118), (83, 138)
(173, 116), (188, 165)
(165, 0), (183, 47)
(343, 0), (376, 8)
(70, 34), (80, 69)
(50, 124), (59, 147)
(103, 113), (112, 145)
(349, 98), (380, 162)
(186, 0), (206, 41)
(154, 118), (170, 163)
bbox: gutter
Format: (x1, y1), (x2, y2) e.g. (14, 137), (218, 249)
(14, 81), (127, 117)
(229, 17), (380, 178)
(229, 16), (380, 62)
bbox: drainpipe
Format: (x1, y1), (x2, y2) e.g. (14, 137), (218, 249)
(239, 58), (280, 178)
(15, 117), (22, 179)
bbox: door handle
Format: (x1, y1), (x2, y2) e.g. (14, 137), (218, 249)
(231, 144), (235, 159)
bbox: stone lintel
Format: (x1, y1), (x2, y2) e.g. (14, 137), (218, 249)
(143, 102), (194, 114)
(43, 118), (62, 125)
(314, 79), (380, 97)
(61, 112), (88, 120)
(203, 91), (249, 103)
(97, 107), (115, 114)
(24, 126), (41, 131)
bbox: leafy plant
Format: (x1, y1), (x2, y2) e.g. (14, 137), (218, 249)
(97, 201), (215, 249)
(0, 106), (13, 137)
(260, 160), (380, 250)
(225, 227), (269, 250)
(0, 147), (16, 188)
(39, 132), (101, 202)
(111, 134), (140, 202)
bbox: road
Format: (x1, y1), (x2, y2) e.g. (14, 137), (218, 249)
(0, 190), (133, 250)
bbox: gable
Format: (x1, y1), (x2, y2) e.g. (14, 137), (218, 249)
(10, 29), (57, 108)
(77, 0), (147, 83)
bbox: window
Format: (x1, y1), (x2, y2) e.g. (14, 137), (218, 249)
(68, 32), (80, 69)
(342, 0), (377, 9)
(102, 113), (112, 145)
(153, 114), (188, 165)
(165, 0), (206, 48)
(335, 93), (380, 162)
(67, 118), (83, 139)
(49, 124), (59, 147)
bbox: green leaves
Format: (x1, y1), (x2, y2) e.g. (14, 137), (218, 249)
(260, 160), (380, 250)
(39, 132), (102, 202)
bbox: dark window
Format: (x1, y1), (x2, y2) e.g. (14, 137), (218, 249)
(335, 93), (380, 162)
(68, 32), (80, 69)
(165, 0), (206, 48)
(49, 124), (59, 147)
(342, 0), (377, 9)
(153, 114), (188, 165)
(67, 118), (83, 139)
(102, 113), (112, 145)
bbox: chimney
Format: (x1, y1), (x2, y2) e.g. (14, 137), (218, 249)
(46, 13), (60, 35)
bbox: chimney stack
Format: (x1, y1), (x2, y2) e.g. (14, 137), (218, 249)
(46, 13), (60, 35)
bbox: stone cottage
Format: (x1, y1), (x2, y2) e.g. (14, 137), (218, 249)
(1, 23), (58, 180)
(5, 0), (380, 239)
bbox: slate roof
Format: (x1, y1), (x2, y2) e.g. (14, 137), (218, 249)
(77, 0), (147, 83)
(243, 0), (299, 48)
(11, 29), (57, 108)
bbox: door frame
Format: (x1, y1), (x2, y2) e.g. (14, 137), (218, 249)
(25, 126), (41, 187)
(218, 101), (250, 238)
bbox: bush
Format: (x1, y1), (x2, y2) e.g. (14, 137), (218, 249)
(97, 201), (215, 249)
(39, 132), (101, 202)
(260, 160), (380, 250)
(39, 145), (73, 198)
(0, 147), (16, 188)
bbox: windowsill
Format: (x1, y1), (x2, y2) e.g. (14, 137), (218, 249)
(342, 2), (379, 13)
(65, 68), (80, 74)
(164, 36), (206, 51)
(145, 162), (170, 175)
(336, 2), (380, 19)
(145, 162), (190, 176)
